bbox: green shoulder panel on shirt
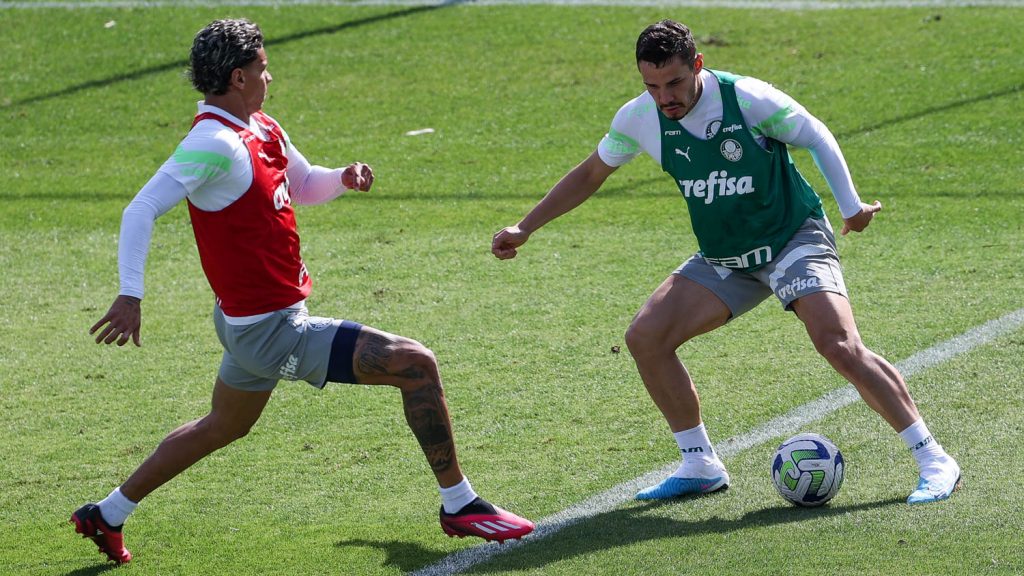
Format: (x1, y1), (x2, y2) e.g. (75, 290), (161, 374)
(627, 102), (656, 119)
(172, 146), (231, 179)
(606, 128), (640, 155)
(751, 104), (796, 138)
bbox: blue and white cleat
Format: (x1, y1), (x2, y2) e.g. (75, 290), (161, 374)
(635, 472), (730, 500)
(907, 460), (961, 504)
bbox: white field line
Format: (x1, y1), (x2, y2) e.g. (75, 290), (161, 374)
(3, 0), (1024, 9)
(411, 306), (1024, 576)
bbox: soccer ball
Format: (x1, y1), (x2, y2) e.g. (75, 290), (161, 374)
(771, 432), (844, 507)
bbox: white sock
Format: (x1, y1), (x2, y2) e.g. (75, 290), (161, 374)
(97, 487), (138, 527)
(439, 476), (478, 515)
(671, 423), (721, 477)
(898, 419), (949, 469)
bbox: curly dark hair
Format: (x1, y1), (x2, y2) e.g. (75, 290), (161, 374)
(635, 19), (697, 68)
(187, 19), (264, 95)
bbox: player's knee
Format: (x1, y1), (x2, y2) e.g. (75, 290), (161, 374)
(625, 322), (652, 357)
(625, 319), (673, 358)
(405, 340), (439, 372)
(624, 323), (642, 354)
(392, 340), (441, 390)
(202, 415), (256, 448)
(814, 333), (863, 371)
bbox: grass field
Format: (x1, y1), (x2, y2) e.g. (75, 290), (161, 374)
(2, 1), (1023, 574)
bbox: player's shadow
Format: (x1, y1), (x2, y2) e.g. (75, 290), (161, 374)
(460, 496), (905, 573)
(335, 537), (449, 573)
(330, 496), (902, 573)
(62, 563), (119, 576)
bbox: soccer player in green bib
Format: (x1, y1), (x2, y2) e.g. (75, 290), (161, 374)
(492, 19), (959, 504)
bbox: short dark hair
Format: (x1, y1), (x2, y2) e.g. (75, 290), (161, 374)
(188, 19), (264, 95)
(635, 19), (697, 68)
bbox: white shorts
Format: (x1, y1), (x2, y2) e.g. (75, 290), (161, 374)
(675, 216), (848, 319)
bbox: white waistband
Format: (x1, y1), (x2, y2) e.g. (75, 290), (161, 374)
(220, 299), (306, 326)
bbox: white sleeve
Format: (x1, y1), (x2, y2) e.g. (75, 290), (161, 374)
(286, 143), (347, 206)
(158, 127), (238, 195)
(738, 78), (863, 219)
(117, 172), (188, 299)
(802, 121), (863, 219)
(597, 100), (645, 168)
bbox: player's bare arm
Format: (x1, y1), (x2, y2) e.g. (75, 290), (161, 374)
(492, 150), (618, 260)
(841, 200), (883, 236)
(90, 295), (142, 347)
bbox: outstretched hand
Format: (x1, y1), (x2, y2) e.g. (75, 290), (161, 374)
(491, 225), (530, 260)
(90, 295), (142, 347)
(342, 162), (374, 192)
(841, 200), (883, 236)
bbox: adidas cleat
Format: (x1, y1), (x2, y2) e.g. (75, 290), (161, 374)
(439, 497), (535, 543)
(70, 503), (132, 564)
(635, 473), (730, 500)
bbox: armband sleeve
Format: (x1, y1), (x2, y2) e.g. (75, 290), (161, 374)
(118, 172), (188, 298)
(287, 144), (347, 205)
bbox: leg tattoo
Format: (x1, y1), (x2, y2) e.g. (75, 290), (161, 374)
(403, 385), (456, 474)
(355, 331), (456, 474)
(355, 332), (396, 377)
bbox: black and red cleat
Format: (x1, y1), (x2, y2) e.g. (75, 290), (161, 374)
(439, 497), (534, 544)
(70, 503), (132, 564)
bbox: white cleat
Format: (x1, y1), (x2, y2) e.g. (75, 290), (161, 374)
(908, 458), (961, 504)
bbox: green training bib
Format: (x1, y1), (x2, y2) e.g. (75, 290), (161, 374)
(659, 70), (824, 272)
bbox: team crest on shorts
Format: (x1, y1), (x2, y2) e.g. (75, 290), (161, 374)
(305, 317), (334, 331)
(720, 139), (743, 162)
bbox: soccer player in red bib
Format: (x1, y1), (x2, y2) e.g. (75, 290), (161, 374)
(73, 18), (532, 565)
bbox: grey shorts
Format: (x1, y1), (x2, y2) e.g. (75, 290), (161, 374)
(676, 216), (848, 319)
(213, 304), (362, 392)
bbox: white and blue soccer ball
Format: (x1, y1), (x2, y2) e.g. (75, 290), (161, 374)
(771, 432), (844, 507)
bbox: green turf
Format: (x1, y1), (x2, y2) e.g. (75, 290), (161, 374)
(1, 3), (1022, 575)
